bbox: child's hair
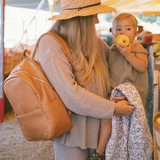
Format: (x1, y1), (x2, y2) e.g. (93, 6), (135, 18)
(110, 13), (143, 35)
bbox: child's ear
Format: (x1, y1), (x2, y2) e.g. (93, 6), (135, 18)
(136, 31), (139, 36)
(135, 31), (139, 38)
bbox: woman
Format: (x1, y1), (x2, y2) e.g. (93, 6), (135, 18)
(37, 0), (134, 159)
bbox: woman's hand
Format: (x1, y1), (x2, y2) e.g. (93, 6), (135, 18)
(114, 100), (135, 116)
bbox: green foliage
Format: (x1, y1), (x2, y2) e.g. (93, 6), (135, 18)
(137, 15), (160, 24)
(104, 13), (114, 21)
(100, 13), (114, 22)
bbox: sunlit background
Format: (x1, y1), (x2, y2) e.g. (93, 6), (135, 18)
(3, 0), (160, 50)
(4, 6), (160, 49)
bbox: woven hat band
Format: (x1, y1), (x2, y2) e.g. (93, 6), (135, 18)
(61, 0), (101, 10)
(63, 2), (101, 11)
(48, 0), (115, 20)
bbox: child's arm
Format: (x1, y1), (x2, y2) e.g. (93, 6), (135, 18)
(116, 43), (148, 72)
(108, 95), (127, 102)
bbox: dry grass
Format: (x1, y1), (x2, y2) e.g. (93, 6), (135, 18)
(0, 110), (55, 160)
(1, 110), (158, 160)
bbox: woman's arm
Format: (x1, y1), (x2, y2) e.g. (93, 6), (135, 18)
(116, 43), (148, 72)
(37, 35), (115, 119)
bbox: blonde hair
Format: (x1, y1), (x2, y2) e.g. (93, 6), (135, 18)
(49, 16), (110, 98)
(112, 13), (138, 35)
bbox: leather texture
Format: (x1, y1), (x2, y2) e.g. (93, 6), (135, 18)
(3, 32), (73, 141)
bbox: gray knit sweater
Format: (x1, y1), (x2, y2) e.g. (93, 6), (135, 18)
(37, 34), (115, 149)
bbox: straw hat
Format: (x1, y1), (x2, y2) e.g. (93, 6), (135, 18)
(49, 0), (115, 20)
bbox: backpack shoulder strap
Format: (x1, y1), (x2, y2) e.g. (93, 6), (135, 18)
(30, 32), (73, 62)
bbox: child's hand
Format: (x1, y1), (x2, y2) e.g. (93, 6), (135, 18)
(111, 95), (127, 103)
(116, 43), (131, 58)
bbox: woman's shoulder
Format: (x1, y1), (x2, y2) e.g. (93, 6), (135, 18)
(97, 36), (108, 45)
(39, 33), (66, 55)
(97, 36), (110, 51)
(39, 33), (62, 48)
(37, 33), (70, 65)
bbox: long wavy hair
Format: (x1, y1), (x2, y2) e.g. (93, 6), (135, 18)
(49, 15), (110, 98)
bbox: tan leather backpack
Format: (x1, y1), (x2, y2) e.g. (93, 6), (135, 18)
(3, 32), (73, 141)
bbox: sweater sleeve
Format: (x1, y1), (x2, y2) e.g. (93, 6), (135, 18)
(37, 34), (115, 119)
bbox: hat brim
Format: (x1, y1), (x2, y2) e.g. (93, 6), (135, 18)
(49, 4), (115, 20)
